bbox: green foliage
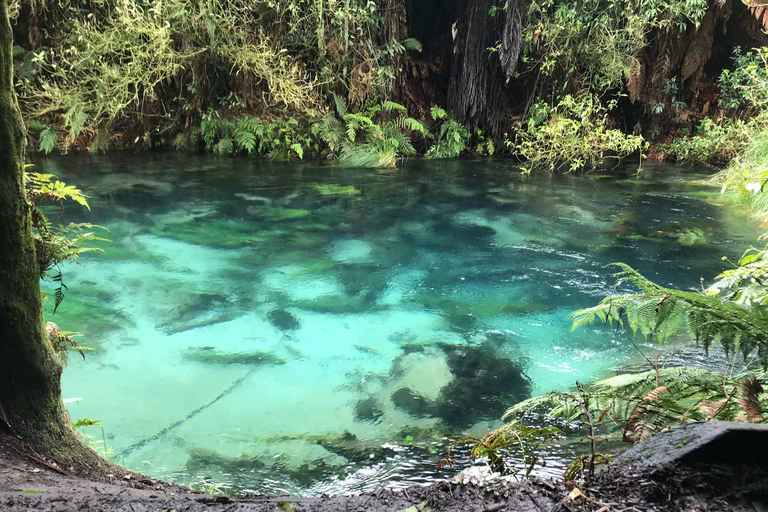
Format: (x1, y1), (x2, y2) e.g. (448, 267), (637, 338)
(522, 0), (707, 96)
(24, 172), (107, 312)
(316, 99), (426, 168)
(508, 367), (767, 444)
(570, 263), (768, 363)
(664, 49), (768, 165)
(438, 420), (561, 476)
(516, 95), (647, 173)
(662, 118), (750, 164)
(16, 0), (408, 149)
(425, 106), (470, 159)
(719, 48), (768, 113)
(199, 113), (315, 160)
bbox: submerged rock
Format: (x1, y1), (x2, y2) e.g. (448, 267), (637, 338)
(354, 396), (384, 423)
(183, 347), (285, 366)
(385, 342), (531, 428)
(391, 388), (435, 418)
(436, 344), (531, 428)
(268, 308), (301, 331)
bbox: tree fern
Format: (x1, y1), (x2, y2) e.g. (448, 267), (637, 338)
(506, 367), (767, 439)
(571, 263), (768, 363)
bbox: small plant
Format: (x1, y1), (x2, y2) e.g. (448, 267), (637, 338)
(425, 106), (470, 159)
(73, 419), (112, 461)
(516, 95), (646, 173)
(191, 477), (229, 495)
(200, 112), (314, 160)
(438, 420), (561, 477)
(24, 171), (107, 313)
(315, 95), (427, 168)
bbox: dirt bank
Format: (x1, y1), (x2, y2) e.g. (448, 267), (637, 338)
(2, 423), (767, 511)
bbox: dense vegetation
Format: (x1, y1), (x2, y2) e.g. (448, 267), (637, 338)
(6, 0), (768, 494)
(6, 0), (768, 170)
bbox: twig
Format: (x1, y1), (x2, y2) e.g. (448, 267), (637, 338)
(8, 445), (69, 476)
(576, 382), (597, 480)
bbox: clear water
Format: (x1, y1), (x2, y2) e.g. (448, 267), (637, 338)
(35, 155), (758, 496)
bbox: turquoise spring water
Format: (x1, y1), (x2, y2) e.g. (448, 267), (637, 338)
(34, 155), (758, 495)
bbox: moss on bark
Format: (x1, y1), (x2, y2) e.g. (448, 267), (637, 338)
(0, 0), (104, 470)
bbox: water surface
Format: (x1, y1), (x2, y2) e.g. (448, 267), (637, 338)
(35, 155), (757, 495)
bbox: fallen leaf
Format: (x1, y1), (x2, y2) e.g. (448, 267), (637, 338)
(568, 487), (587, 504)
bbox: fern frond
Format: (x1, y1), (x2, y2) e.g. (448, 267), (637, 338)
(213, 138), (234, 155)
(234, 128), (257, 154)
(39, 127), (58, 154)
(380, 100), (407, 112)
(290, 143), (304, 159)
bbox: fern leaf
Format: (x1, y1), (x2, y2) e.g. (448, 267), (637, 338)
(380, 101), (408, 112)
(700, 399), (726, 420)
(331, 92), (348, 118)
(627, 50), (646, 103)
(213, 138), (234, 156)
(290, 144), (304, 159)
(39, 127), (58, 154)
(682, 9), (715, 80)
(234, 129), (257, 154)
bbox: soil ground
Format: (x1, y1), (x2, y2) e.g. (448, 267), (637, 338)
(2, 429), (768, 511)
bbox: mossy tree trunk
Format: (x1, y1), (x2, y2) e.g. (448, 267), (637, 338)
(0, 0), (102, 468)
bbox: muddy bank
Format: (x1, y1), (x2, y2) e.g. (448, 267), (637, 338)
(2, 423), (768, 511)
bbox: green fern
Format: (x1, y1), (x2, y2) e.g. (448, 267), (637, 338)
(290, 143), (304, 159)
(234, 128), (257, 153)
(506, 366), (767, 436)
(571, 263), (768, 364)
(380, 100), (407, 113)
(39, 127), (58, 154)
(88, 127), (109, 154)
(213, 138), (235, 155)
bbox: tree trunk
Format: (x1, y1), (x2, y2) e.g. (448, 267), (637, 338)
(448, 0), (521, 137)
(0, 0), (102, 469)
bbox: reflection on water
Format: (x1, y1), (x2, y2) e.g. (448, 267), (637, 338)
(37, 154), (757, 495)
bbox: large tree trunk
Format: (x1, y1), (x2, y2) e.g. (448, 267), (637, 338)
(0, 0), (102, 469)
(448, 0), (521, 137)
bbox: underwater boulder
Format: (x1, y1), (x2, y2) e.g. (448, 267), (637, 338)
(268, 308), (300, 332)
(391, 388), (436, 418)
(435, 344), (531, 429)
(354, 396), (384, 423)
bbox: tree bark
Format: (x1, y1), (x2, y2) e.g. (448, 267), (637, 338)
(448, 0), (521, 137)
(0, 0), (102, 468)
